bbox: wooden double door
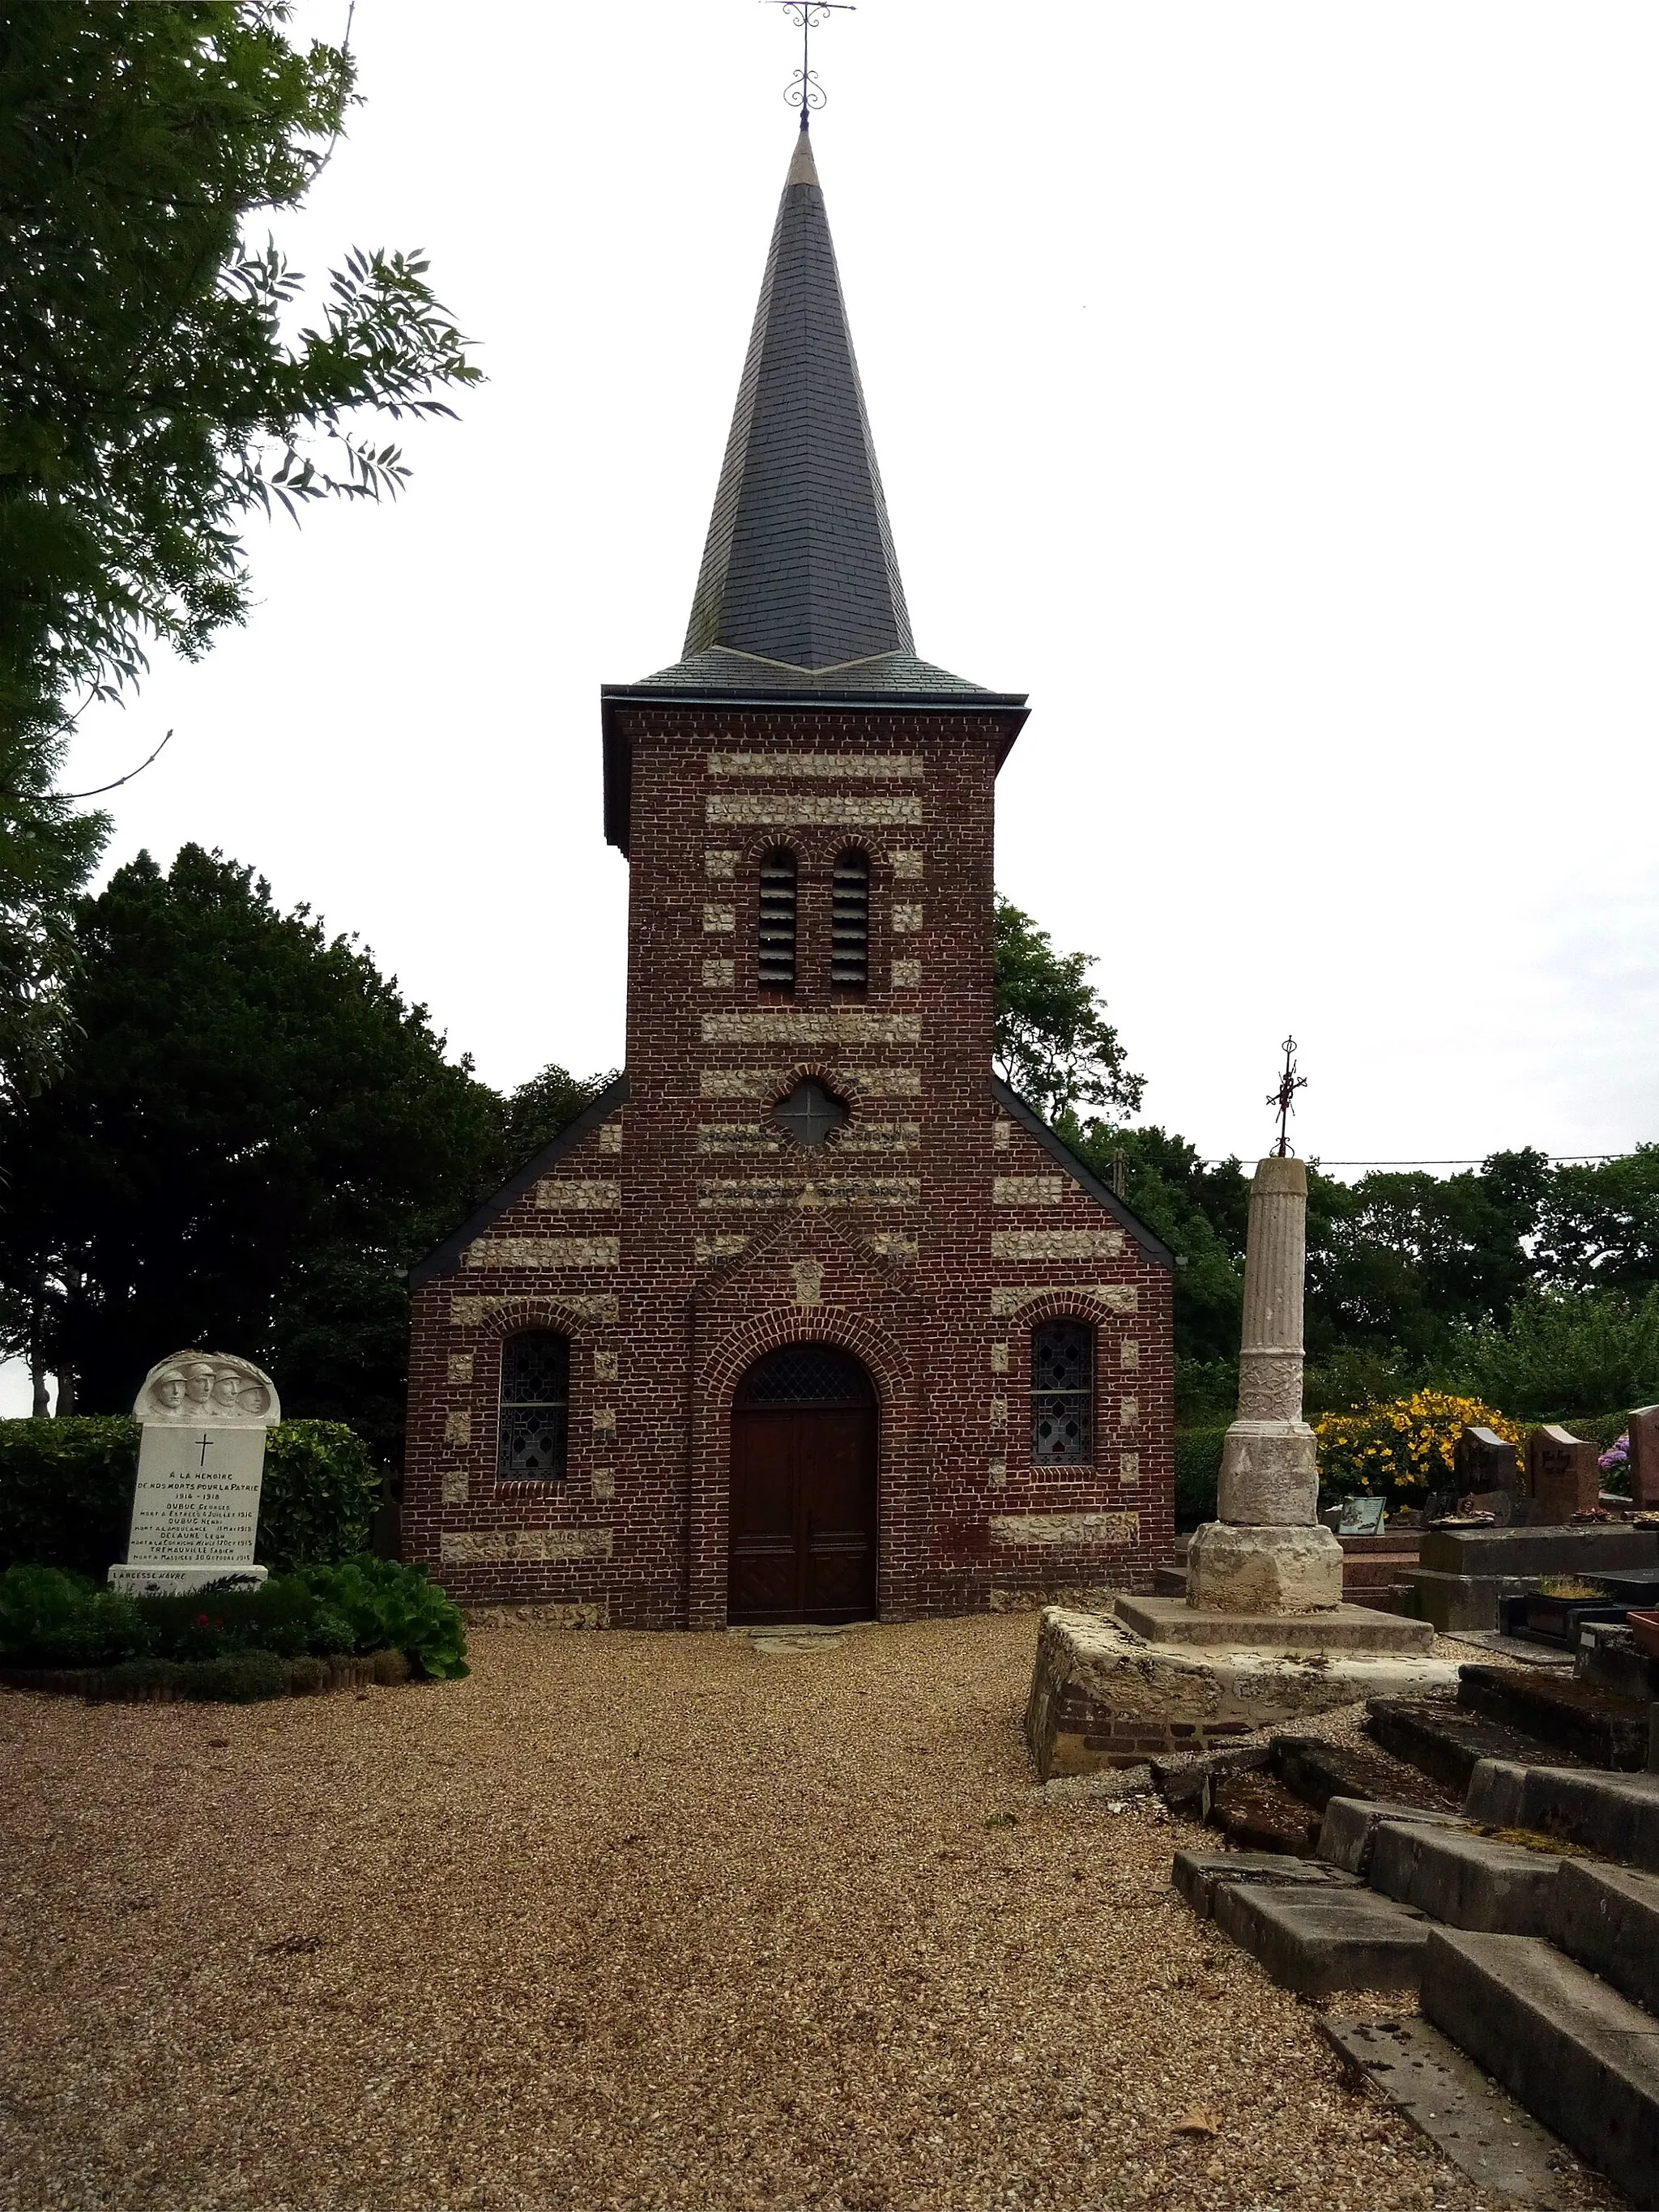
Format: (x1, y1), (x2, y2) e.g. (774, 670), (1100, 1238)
(727, 1346), (878, 1624)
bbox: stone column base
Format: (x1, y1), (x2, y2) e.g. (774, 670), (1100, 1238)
(1186, 1521), (1344, 1613)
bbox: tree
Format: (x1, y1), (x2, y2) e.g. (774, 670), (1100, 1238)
(0, 1), (479, 1097)
(0, 846), (505, 1459)
(992, 895), (1144, 1123)
(497, 1063), (620, 1179)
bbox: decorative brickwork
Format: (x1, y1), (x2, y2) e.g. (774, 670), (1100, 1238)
(404, 706), (1179, 1627)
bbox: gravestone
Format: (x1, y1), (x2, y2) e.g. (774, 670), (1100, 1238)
(1526, 1424), (1599, 1525)
(1627, 1405), (1659, 1511)
(108, 1351), (280, 1596)
(1456, 1426), (1520, 1498)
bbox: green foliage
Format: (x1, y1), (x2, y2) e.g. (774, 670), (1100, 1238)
(496, 1063), (620, 1177)
(1439, 1289), (1659, 1421)
(0, 848), (505, 1457)
(0, 1414), (381, 1577)
(0, 1558), (464, 1681)
(1067, 1121), (1248, 1366)
(1533, 1147), (1659, 1294)
(992, 896), (1143, 1123)
(296, 1556), (468, 1680)
(258, 1421), (379, 1571)
(0, 0), (478, 1099)
(1173, 1428), (1227, 1530)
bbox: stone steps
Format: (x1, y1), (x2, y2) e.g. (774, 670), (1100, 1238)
(1176, 1758), (1659, 2201)
(1420, 1929), (1659, 2206)
(1456, 1661), (1653, 1772)
(1367, 1694), (1579, 1795)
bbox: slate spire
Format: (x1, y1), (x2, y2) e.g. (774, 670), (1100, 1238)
(680, 127), (916, 675)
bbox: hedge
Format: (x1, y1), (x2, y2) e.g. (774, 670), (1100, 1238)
(0, 1417), (381, 1578)
(1175, 1426), (1227, 1530)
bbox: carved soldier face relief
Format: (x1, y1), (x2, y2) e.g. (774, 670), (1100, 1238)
(134, 1351), (281, 1426)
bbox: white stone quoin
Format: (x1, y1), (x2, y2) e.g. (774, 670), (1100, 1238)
(108, 1352), (281, 1597)
(1185, 1156), (1345, 1613)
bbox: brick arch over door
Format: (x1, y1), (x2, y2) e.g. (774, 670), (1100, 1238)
(688, 1306), (919, 1629)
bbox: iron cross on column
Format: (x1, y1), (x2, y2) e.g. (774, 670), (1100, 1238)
(764, 1), (856, 125)
(1268, 1036), (1307, 1157)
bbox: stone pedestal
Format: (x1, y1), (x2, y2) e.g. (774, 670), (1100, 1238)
(1187, 1156), (1344, 1613)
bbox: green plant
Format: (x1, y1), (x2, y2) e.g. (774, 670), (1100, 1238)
(1315, 1391), (1525, 1515)
(0, 1558), (464, 1681)
(1174, 1427), (1228, 1530)
(1440, 1289), (1659, 1420)
(296, 1557), (468, 1680)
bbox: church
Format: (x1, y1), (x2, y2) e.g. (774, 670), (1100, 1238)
(403, 124), (1176, 1628)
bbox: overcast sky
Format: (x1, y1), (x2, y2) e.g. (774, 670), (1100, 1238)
(63, 0), (1659, 1175)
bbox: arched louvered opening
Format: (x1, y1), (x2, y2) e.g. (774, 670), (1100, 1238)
(497, 1330), (570, 1480)
(831, 848), (869, 991)
(758, 849), (797, 994)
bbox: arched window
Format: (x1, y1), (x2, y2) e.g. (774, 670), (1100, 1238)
(1031, 1319), (1094, 1465)
(758, 849), (797, 993)
(830, 848), (869, 991)
(498, 1331), (569, 1480)
(736, 1342), (875, 1407)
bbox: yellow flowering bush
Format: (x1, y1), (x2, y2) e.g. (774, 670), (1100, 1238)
(1315, 1391), (1526, 1511)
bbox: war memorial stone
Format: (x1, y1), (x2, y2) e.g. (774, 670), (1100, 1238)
(109, 1352), (281, 1597)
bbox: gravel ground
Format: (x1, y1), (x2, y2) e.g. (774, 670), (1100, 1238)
(0, 1613), (1623, 2212)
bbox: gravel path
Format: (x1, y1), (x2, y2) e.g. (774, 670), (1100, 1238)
(0, 1614), (1619, 2211)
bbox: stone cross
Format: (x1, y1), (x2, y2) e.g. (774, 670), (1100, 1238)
(1526, 1423), (1600, 1524)
(109, 1349), (281, 1597)
(1627, 1405), (1659, 1510)
(1185, 1156), (1344, 1613)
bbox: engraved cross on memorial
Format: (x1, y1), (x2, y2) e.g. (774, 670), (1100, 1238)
(109, 1351), (281, 1597)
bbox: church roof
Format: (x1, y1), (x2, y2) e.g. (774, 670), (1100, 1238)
(641, 125), (982, 696)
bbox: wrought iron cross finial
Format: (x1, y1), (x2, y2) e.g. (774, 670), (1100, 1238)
(1268, 1036), (1307, 1157)
(764, 1), (856, 126)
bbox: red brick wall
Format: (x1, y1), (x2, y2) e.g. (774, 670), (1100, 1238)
(403, 704), (1175, 1626)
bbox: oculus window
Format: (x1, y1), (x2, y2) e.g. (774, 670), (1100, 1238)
(773, 1078), (849, 1149)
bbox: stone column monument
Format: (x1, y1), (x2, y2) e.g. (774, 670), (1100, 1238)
(109, 1351), (281, 1596)
(1186, 1156), (1345, 1613)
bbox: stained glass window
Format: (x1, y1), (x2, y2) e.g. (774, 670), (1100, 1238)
(758, 850), (797, 993)
(831, 849), (869, 990)
(1031, 1319), (1094, 1465)
(736, 1343), (875, 1405)
(498, 1331), (569, 1481)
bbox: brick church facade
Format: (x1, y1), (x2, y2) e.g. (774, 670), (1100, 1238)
(403, 126), (1176, 1628)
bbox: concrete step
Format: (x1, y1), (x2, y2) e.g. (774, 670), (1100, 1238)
(1269, 1731), (1451, 1814)
(1368, 1820), (1562, 1934)
(1457, 1662), (1653, 1772)
(1467, 1758), (1659, 1873)
(1212, 1880), (1431, 1994)
(1317, 1795), (1470, 1875)
(1319, 2013), (1590, 2209)
(1151, 1565), (1187, 1597)
(1550, 1857), (1659, 2014)
(1367, 1695), (1586, 1794)
(1171, 1848), (1359, 1919)
(1209, 1767), (1324, 1854)
(1421, 1929), (1659, 2207)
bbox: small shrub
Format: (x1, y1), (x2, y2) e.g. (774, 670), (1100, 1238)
(0, 1561), (466, 1683)
(1316, 1390), (1526, 1515)
(1443, 1289), (1659, 1420)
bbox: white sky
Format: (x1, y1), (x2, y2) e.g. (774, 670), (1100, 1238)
(62, 0), (1659, 1175)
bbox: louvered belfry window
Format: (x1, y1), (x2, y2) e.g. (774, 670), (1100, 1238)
(758, 849), (797, 993)
(1031, 1319), (1094, 1466)
(497, 1331), (569, 1481)
(831, 848), (870, 990)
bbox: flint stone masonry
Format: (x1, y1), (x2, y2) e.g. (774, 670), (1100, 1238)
(450, 1294), (619, 1326)
(699, 1065), (923, 1097)
(705, 793), (924, 826)
(706, 752), (922, 778)
(992, 1512), (1139, 1548)
(464, 1237), (621, 1269)
(701, 1012), (923, 1046)
(991, 1285), (1137, 1317)
(535, 1181), (621, 1211)
(441, 1528), (615, 1565)
(991, 1231), (1124, 1260)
